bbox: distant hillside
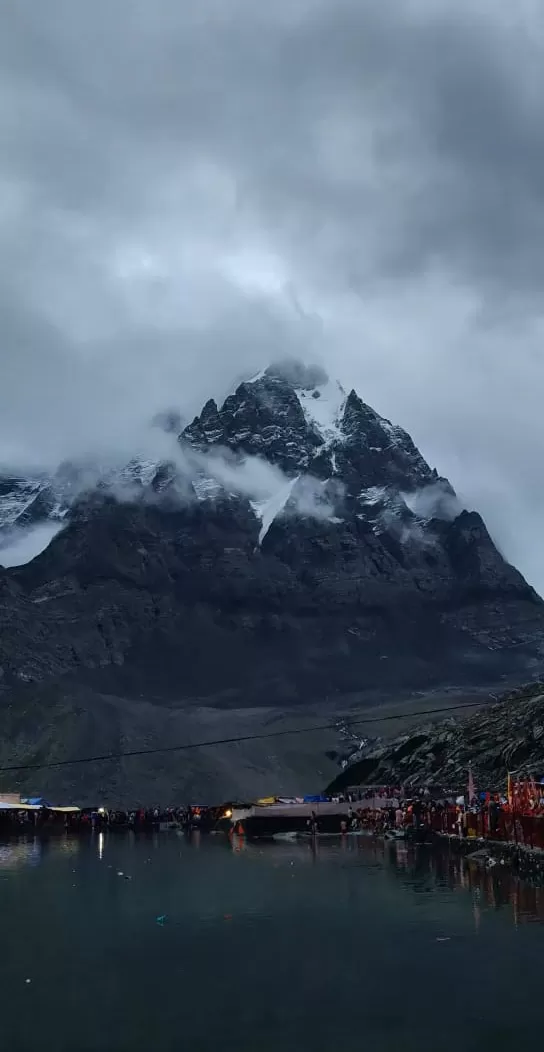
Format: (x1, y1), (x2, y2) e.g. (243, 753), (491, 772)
(327, 682), (544, 794)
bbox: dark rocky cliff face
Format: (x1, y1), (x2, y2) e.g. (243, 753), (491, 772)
(0, 361), (542, 801)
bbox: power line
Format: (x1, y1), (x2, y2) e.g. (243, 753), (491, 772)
(0, 698), (484, 774)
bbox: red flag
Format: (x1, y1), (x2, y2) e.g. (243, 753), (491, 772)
(468, 765), (476, 806)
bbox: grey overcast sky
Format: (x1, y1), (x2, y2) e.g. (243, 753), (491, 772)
(2, 0), (544, 589)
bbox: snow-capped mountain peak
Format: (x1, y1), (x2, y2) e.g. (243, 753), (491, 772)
(0, 360), (453, 563)
(0, 358), (541, 721)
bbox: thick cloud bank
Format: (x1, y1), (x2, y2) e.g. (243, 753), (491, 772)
(2, 1), (544, 589)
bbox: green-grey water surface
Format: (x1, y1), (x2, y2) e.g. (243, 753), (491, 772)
(0, 832), (542, 1051)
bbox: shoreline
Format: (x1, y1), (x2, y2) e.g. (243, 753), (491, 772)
(3, 823), (544, 884)
(439, 833), (544, 882)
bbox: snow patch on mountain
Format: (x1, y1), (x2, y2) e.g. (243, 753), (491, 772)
(192, 475), (225, 502)
(294, 378), (347, 445)
(359, 486), (388, 506)
(0, 478), (48, 530)
(251, 476), (300, 544)
(378, 416), (411, 448)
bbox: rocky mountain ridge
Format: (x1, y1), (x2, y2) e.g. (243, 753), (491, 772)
(0, 360), (455, 546)
(0, 360), (542, 702)
(327, 682), (544, 794)
(0, 360), (542, 801)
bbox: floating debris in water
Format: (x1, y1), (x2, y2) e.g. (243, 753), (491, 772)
(156, 915), (167, 925)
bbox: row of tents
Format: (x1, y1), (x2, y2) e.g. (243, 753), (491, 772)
(254, 795), (328, 806)
(0, 794), (80, 813)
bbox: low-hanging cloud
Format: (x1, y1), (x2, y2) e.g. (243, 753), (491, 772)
(191, 447), (340, 526)
(35, 428), (341, 533)
(402, 482), (463, 523)
(2, 1), (544, 588)
(0, 522), (65, 568)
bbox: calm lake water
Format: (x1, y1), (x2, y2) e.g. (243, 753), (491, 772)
(0, 832), (543, 1052)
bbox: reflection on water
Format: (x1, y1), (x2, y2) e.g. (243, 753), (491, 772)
(386, 837), (544, 928)
(1, 831), (544, 1051)
(3, 828), (544, 928)
(2, 829), (544, 925)
(0, 840), (41, 870)
(230, 829), (544, 927)
(0, 835), (80, 871)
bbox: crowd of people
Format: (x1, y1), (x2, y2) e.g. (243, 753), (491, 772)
(2, 778), (544, 849)
(329, 782), (544, 849)
(0, 804), (222, 834)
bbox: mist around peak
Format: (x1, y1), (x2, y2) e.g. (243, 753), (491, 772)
(263, 360), (330, 390)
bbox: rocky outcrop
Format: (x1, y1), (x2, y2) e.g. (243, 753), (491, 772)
(0, 475), (59, 539)
(327, 682), (544, 793)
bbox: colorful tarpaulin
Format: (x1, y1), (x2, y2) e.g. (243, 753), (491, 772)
(0, 802), (40, 811)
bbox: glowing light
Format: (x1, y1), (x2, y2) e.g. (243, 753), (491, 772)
(98, 832), (104, 861)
